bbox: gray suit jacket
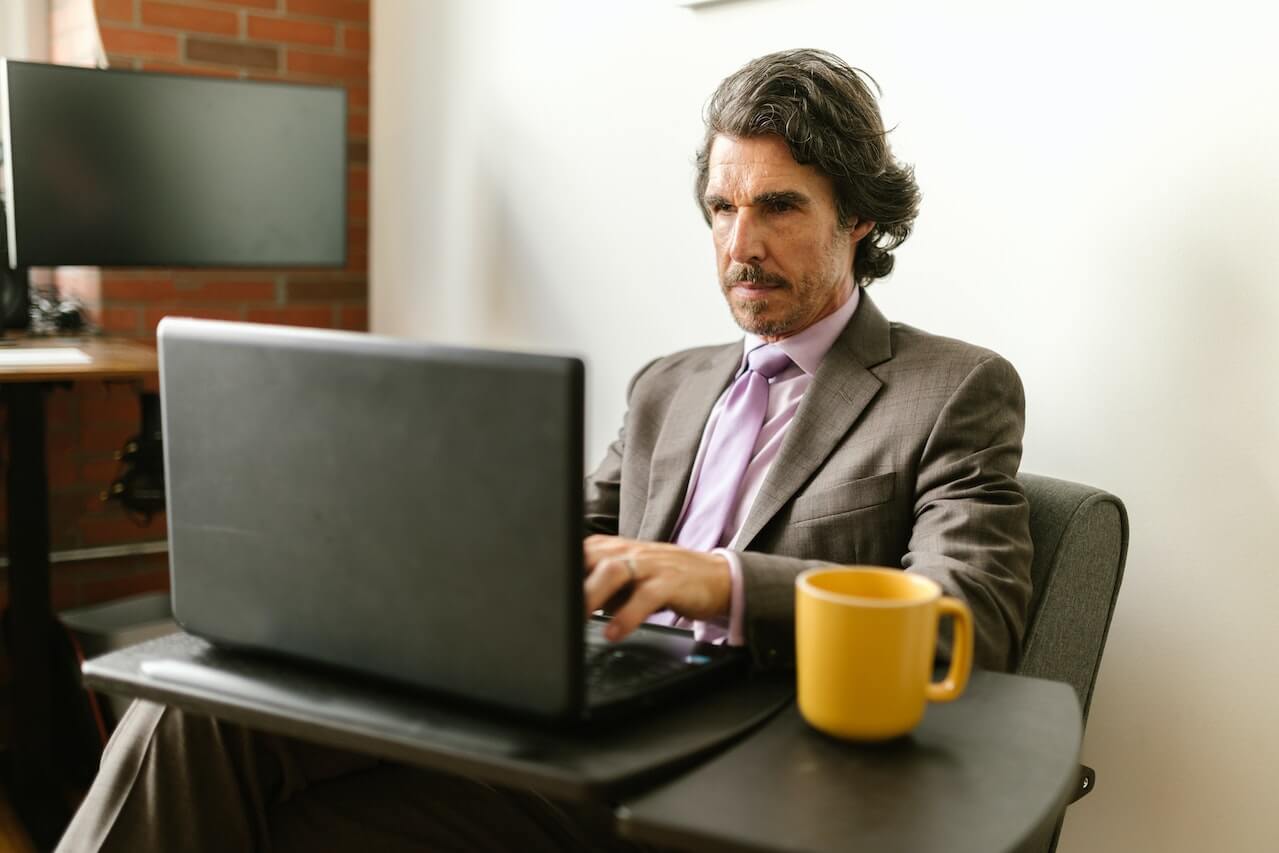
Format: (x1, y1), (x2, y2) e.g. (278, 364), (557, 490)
(584, 290), (1033, 672)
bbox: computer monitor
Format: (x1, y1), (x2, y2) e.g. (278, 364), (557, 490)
(1, 60), (346, 269)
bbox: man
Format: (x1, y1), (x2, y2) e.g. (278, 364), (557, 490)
(581, 49), (1029, 672)
(57, 49), (1031, 851)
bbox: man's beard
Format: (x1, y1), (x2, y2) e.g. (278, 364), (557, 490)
(721, 263), (807, 338)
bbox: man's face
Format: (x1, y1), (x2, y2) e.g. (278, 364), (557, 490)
(703, 134), (872, 340)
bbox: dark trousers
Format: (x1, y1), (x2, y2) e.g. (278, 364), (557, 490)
(56, 700), (653, 852)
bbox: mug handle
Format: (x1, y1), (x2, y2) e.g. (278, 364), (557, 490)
(925, 596), (973, 703)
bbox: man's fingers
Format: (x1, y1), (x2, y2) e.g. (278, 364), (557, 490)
(583, 544), (731, 638)
(583, 534), (635, 573)
(584, 535), (681, 574)
(583, 551), (667, 635)
(583, 555), (635, 614)
(603, 579), (669, 642)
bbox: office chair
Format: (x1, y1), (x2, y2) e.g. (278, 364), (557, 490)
(1015, 473), (1129, 853)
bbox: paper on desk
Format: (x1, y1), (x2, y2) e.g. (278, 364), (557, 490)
(0, 348), (93, 366)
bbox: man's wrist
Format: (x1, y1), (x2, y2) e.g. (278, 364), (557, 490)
(712, 548), (747, 646)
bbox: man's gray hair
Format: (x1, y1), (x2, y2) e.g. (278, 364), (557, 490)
(695, 49), (921, 286)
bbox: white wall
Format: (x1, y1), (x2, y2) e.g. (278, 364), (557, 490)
(0, 0), (48, 61)
(371, 1), (1279, 849)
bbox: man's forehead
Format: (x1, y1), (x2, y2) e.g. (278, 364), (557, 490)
(705, 134), (831, 196)
(707, 134), (804, 178)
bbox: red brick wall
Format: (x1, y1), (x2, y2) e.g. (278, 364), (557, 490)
(0, 0), (370, 616)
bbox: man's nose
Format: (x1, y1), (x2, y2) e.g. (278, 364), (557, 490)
(726, 208), (766, 264)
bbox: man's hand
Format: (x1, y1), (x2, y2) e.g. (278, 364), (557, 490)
(583, 534), (732, 642)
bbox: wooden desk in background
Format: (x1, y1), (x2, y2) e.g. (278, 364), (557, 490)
(0, 337), (157, 845)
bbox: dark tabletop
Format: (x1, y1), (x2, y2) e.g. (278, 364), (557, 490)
(616, 670), (1081, 853)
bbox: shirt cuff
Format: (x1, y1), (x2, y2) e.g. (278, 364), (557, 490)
(715, 547), (747, 646)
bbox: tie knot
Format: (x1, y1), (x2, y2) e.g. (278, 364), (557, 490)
(746, 345), (792, 380)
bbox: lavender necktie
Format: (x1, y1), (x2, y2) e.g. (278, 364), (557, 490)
(674, 344), (794, 551)
(649, 345), (792, 632)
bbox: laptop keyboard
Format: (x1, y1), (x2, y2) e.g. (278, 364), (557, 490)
(584, 644), (696, 702)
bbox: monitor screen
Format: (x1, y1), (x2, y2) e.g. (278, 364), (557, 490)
(1, 60), (346, 268)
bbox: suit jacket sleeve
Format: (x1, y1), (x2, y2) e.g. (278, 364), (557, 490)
(737, 355), (1032, 673)
(584, 434), (623, 537)
(583, 358), (661, 536)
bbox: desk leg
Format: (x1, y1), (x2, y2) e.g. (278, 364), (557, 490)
(4, 383), (69, 846)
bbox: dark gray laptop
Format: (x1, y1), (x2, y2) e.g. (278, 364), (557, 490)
(156, 317), (744, 723)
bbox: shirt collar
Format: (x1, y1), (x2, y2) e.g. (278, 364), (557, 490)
(739, 285), (861, 376)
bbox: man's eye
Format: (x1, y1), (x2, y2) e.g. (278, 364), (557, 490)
(768, 200), (794, 213)
(710, 202), (733, 214)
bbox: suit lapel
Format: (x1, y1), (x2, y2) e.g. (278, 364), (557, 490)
(734, 290), (895, 549)
(636, 343), (741, 542)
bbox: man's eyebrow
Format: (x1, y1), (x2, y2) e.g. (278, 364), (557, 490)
(754, 190), (809, 207)
(702, 190), (811, 208)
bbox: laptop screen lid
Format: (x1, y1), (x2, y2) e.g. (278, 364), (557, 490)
(157, 318), (587, 719)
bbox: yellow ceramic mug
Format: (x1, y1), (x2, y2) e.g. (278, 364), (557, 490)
(795, 566), (973, 741)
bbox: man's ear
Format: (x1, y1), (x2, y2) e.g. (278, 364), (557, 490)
(848, 218), (876, 245)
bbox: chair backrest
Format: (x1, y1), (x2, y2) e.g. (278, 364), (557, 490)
(1016, 473), (1128, 725)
